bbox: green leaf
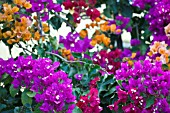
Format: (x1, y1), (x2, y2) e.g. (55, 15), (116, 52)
(35, 46), (45, 57)
(56, 0), (63, 4)
(103, 86), (116, 97)
(103, 7), (112, 18)
(145, 96), (155, 108)
(0, 104), (6, 111)
(33, 103), (42, 113)
(0, 86), (7, 98)
(140, 43), (148, 55)
(68, 67), (77, 78)
(26, 91), (36, 98)
(72, 106), (83, 113)
(14, 107), (20, 113)
(117, 80), (122, 86)
(66, 13), (73, 21)
(121, 5), (132, 17)
(9, 84), (19, 97)
(72, 52), (82, 58)
(3, 75), (13, 85)
(21, 90), (32, 105)
(89, 65), (100, 76)
(110, 1), (118, 14)
(49, 16), (62, 30)
(1, 73), (9, 81)
(1, 109), (14, 113)
(162, 64), (169, 70)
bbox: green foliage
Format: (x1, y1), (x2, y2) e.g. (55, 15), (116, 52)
(21, 90), (33, 106)
(72, 106), (83, 113)
(98, 75), (117, 104)
(49, 16), (62, 30)
(145, 96), (155, 108)
(9, 84), (19, 98)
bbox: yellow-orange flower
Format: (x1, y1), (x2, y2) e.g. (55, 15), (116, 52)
(34, 31), (40, 40)
(13, 0), (32, 9)
(131, 53), (136, 59)
(22, 30), (31, 41)
(24, 2), (32, 9)
(3, 31), (12, 38)
(128, 60), (134, 66)
(79, 30), (87, 38)
(12, 6), (19, 13)
(95, 17), (101, 22)
(110, 24), (116, 32)
(42, 23), (50, 33)
(90, 40), (97, 46)
(102, 35), (110, 47)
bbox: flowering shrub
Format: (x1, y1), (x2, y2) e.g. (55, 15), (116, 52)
(108, 60), (170, 112)
(0, 0), (170, 113)
(0, 56), (75, 113)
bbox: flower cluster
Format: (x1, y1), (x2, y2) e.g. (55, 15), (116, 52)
(93, 49), (122, 74)
(76, 88), (102, 113)
(90, 34), (111, 47)
(108, 88), (145, 112)
(132, 0), (155, 9)
(85, 16), (123, 34)
(0, 2), (50, 45)
(115, 60), (170, 112)
(133, 0), (170, 45)
(26, 0), (62, 21)
(63, 0), (99, 23)
(147, 41), (170, 64)
(13, 0), (32, 9)
(59, 32), (93, 53)
(0, 3), (19, 22)
(0, 56), (75, 113)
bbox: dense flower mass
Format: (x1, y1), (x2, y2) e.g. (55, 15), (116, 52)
(1, 0), (170, 113)
(133, 0), (170, 45)
(26, 0), (62, 21)
(0, 56), (75, 113)
(114, 60), (170, 112)
(62, 0), (99, 23)
(147, 41), (170, 64)
(0, 2), (50, 44)
(59, 32), (93, 52)
(76, 88), (102, 113)
(93, 49), (122, 74)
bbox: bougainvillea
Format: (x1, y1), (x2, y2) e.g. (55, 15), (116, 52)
(76, 88), (102, 113)
(93, 49), (122, 74)
(112, 60), (170, 112)
(0, 56), (75, 113)
(62, 0), (99, 23)
(0, 0), (170, 113)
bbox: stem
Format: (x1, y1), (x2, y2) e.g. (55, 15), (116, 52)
(46, 51), (85, 63)
(36, 12), (43, 35)
(17, 43), (35, 55)
(46, 51), (110, 75)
